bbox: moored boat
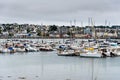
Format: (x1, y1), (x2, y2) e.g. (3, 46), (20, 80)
(39, 44), (54, 51)
(80, 52), (102, 58)
(80, 48), (103, 58)
(57, 49), (78, 56)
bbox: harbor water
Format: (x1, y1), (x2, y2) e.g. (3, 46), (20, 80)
(0, 51), (120, 80)
(0, 39), (120, 80)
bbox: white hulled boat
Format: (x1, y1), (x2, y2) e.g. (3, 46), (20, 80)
(80, 48), (102, 58)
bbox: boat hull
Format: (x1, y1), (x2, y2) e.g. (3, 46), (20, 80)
(57, 50), (78, 56)
(40, 48), (54, 51)
(57, 52), (77, 56)
(80, 53), (102, 58)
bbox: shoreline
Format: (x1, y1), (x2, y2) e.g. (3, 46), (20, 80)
(0, 37), (120, 39)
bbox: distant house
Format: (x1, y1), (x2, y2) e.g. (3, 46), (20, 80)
(29, 31), (37, 37)
(58, 26), (69, 34)
(96, 32), (104, 37)
(49, 33), (60, 38)
(49, 31), (60, 38)
(74, 34), (85, 38)
(95, 26), (118, 38)
(2, 31), (9, 35)
(2, 31), (9, 37)
(14, 33), (28, 38)
(84, 27), (92, 35)
(62, 34), (69, 38)
(22, 30), (27, 34)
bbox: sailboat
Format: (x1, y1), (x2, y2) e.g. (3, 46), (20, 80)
(80, 18), (102, 58)
(57, 20), (79, 56)
(80, 48), (102, 58)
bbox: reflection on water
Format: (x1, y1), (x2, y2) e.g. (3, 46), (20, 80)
(0, 51), (120, 80)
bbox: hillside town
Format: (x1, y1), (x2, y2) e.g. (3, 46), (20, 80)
(0, 23), (120, 39)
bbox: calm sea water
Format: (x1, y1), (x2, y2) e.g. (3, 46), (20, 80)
(0, 51), (120, 80)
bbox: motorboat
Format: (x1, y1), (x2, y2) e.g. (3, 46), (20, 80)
(80, 48), (103, 58)
(57, 49), (78, 56)
(57, 45), (79, 56)
(39, 44), (54, 51)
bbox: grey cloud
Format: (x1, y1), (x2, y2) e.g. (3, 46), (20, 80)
(0, 0), (120, 25)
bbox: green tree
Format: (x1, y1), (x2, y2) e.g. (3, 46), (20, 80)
(36, 29), (41, 36)
(67, 31), (71, 36)
(9, 32), (14, 37)
(0, 27), (2, 34)
(49, 25), (58, 31)
(27, 28), (31, 33)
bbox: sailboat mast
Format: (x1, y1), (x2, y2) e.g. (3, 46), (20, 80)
(91, 18), (96, 39)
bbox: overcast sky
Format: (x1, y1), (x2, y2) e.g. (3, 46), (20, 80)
(0, 0), (120, 26)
